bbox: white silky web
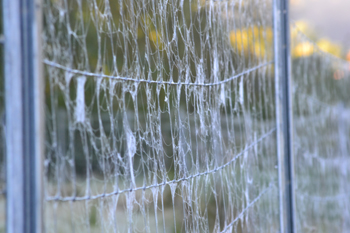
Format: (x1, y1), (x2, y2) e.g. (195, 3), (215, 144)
(43, 0), (279, 232)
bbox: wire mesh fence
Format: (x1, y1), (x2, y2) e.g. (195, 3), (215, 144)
(43, 0), (279, 232)
(1, 0), (350, 232)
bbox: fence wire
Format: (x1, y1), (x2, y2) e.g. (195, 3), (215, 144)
(42, 0), (279, 232)
(1, 0), (350, 232)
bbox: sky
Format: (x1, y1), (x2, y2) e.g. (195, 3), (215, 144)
(290, 0), (350, 52)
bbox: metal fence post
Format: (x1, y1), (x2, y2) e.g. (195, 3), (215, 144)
(273, 0), (296, 232)
(3, 0), (43, 232)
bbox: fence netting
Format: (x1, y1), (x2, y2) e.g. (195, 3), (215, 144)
(43, 0), (279, 232)
(40, 0), (350, 232)
(291, 27), (350, 233)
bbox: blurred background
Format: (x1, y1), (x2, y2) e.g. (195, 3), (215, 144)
(291, 0), (350, 59)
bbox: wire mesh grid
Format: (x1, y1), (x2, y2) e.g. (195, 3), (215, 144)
(0, 0), (349, 232)
(42, 0), (279, 232)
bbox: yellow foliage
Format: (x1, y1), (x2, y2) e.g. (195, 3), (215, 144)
(149, 30), (163, 49)
(102, 64), (112, 75)
(317, 39), (342, 57)
(291, 21), (344, 59)
(294, 21), (309, 34)
(229, 26), (273, 59)
(291, 20), (313, 42)
(229, 22), (343, 60)
(292, 42), (314, 57)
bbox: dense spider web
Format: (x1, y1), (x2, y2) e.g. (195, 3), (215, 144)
(292, 28), (350, 232)
(43, 0), (279, 232)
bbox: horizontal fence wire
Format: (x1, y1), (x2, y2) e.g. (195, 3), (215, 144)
(46, 127), (276, 202)
(44, 60), (273, 86)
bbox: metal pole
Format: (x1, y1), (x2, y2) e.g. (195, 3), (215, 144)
(273, 0), (296, 232)
(3, 0), (43, 232)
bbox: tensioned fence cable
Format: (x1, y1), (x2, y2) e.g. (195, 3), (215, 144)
(46, 127), (276, 202)
(44, 59), (273, 86)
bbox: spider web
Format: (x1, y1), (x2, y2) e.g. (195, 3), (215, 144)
(43, 0), (279, 232)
